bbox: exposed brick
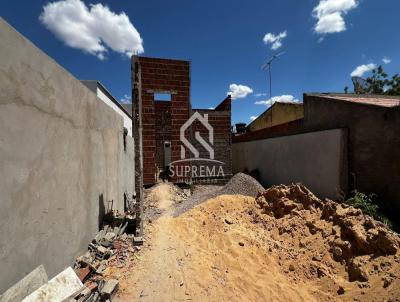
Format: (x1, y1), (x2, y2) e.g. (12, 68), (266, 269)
(133, 55), (232, 185)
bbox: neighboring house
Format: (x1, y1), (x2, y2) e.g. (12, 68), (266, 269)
(81, 80), (133, 136)
(233, 93), (400, 218)
(303, 93), (400, 215)
(247, 101), (303, 132)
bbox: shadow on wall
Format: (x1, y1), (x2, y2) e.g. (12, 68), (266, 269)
(98, 194), (105, 231)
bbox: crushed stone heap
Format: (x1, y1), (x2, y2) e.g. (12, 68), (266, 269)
(219, 172), (264, 197)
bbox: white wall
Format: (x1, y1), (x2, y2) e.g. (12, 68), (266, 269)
(96, 88), (133, 137)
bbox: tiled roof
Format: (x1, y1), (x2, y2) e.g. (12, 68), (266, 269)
(310, 94), (400, 108)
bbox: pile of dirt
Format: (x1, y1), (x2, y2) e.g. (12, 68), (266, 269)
(173, 173), (264, 216)
(219, 172), (264, 197)
(255, 184), (400, 299)
(115, 183), (400, 301)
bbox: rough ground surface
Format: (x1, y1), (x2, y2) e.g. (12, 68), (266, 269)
(173, 172), (264, 217)
(111, 180), (400, 301)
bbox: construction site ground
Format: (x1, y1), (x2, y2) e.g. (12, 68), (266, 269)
(105, 177), (400, 302)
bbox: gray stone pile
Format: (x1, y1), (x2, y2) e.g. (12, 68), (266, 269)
(219, 172), (264, 197)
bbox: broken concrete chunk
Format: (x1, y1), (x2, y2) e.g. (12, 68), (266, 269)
(100, 279), (119, 299)
(118, 222), (128, 236)
(113, 226), (119, 235)
(0, 265), (48, 302)
(22, 267), (83, 302)
(100, 240), (112, 248)
(96, 264), (107, 275)
(102, 225), (110, 233)
(87, 292), (99, 302)
(93, 230), (106, 243)
(95, 245), (111, 260)
(63, 286), (91, 302)
(104, 232), (116, 242)
(133, 236), (144, 246)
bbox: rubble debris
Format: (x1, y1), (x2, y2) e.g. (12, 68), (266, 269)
(99, 279), (119, 300)
(95, 245), (112, 260)
(0, 265), (48, 302)
(22, 267), (83, 302)
(133, 236), (144, 246)
(71, 209), (138, 301)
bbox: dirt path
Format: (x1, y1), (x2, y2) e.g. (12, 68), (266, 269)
(115, 184), (192, 301)
(113, 184), (317, 301)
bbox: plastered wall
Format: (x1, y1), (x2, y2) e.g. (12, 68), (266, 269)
(232, 129), (347, 200)
(0, 18), (134, 292)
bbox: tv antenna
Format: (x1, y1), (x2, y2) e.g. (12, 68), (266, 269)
(262, 51), (285, 104)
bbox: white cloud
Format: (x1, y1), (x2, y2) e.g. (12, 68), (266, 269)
(263, 31), (287, 50)
(208, 107), (215, 110)
(120, 94), (131, 104)
(254, 93), (267, 97)
(39, 0), (144, 60)
(382, 57), (391, 64)
(250, 116), (257, 121)
(350, 63), (377, 77)
(312, 0), (358, 34)
(227, 84), (253, 100)
(255, 95), (301, 106)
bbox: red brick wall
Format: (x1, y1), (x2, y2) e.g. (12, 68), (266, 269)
(232, 118), (303, 143)
(154, 101), (172, 171)
(191, 109), (232, 182)
(134, 57), (190, 185)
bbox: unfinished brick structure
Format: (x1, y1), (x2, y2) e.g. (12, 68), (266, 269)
(132, 56), (232, 185)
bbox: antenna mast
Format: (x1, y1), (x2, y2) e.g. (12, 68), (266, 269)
(262, 51), (285, 106)
(262, 51), (285, 126)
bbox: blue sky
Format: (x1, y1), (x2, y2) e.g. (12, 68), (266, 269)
(2, 0), (400, 125)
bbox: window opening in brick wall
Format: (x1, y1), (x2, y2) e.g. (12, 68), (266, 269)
(154, 92), (171, 101)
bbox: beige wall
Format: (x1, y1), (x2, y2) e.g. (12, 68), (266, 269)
(232, 129), (347, 200)
(248, 102), (304, 131)
(0, 18), (134, 292)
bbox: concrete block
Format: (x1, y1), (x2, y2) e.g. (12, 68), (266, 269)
(22, 267), (83, 302)
(133, 236), (144, 246)
(100, 279), (118, 299)
(0, 265), (48, 302)
(104, 232), (116, 242)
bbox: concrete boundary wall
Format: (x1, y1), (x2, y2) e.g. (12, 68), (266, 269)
(232, 129), (347, 200)
(0, 18), (134, 292)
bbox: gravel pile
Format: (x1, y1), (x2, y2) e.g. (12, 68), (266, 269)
(173, 173), (264, 216)
(219, 173), (264, 197)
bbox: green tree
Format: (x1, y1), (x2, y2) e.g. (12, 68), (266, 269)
(362, 66), (400, 95)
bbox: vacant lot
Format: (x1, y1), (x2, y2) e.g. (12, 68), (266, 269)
(111, 183), (400, 301)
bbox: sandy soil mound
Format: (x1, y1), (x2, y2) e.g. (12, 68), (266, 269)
(255, 184), (400, 300)
(173, 173), (264, 216)
(115, 183), (400, 301)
